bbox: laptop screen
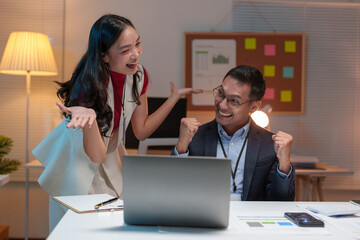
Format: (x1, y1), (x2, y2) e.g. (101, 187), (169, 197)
(122, 155), (231, 228)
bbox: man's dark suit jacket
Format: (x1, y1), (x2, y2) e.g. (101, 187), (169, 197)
(177, 119), (295, 201)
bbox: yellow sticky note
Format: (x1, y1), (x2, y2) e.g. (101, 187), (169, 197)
(264, 65), (275, 77)
(245, 38), (256, 50)
(284, 41), (296, 53)
(281, 90), (292, 102)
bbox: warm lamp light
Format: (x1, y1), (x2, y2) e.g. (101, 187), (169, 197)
(0, 31), (57, 240)
(0, 32), (57, 75)
(251, 104), (272, 131)
(251, 111), (269, 128)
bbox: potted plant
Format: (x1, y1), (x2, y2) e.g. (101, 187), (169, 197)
(0, 136), (21, 174)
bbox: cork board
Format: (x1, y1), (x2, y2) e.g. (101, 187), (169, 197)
(184, 32), (305, 114)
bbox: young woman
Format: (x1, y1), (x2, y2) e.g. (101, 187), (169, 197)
(33, 14), (201, 230)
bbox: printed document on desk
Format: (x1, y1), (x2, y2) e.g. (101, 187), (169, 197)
(53, 194), (123, 213)
(297, 203), (360, 239)
(231, 213), (330, 236)
(319, 214), (360, 239)
(305, 203), (360, 216)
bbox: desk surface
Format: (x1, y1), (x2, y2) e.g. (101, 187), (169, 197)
(0, 175), (9, 186)
(295, 162), (352, 175)
(48, 201), (358, 240)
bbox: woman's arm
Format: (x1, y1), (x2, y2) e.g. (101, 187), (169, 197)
(131, 82), (202, 141)
(56, 102), (106, 163)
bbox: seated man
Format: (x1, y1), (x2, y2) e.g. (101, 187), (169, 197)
(173, 65), (295, 201)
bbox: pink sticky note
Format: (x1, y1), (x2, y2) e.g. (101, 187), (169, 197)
(264, 44), (276, 56)
(263, 88), (275, 100)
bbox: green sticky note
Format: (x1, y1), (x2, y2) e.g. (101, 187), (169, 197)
(281, 90), (292, 102)
(264, 65), (275, 77)
(245, 38), (256, 50)
(284, 41), (296, 52)
(283, 66), (294, 78)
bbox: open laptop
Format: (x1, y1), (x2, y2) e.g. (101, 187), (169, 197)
(122, 155), (231, 228)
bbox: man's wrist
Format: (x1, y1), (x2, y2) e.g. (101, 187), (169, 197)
(175, 145), (187, 154)
(174, 146), (189, 156)
(277, 163), (293, 179)
(175, 141), (189, 154)
(278, 162), (291, 175)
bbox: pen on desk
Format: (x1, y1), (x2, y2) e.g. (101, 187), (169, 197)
(94, 197), (118, 210)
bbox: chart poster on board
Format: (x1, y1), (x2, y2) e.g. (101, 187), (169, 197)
(191, 39), (236, 106)
(185, 33), (305, 114)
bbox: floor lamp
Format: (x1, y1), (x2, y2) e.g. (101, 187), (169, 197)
(0, 32), (57, 240)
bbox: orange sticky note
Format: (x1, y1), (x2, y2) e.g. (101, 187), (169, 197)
(264, 65), (275, 77)
(281, 90), (292, 102)
(245, 38), (256, 50)
(284, 41), (296, 53)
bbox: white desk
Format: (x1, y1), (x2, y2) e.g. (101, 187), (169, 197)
(0, 175), (9, 187)
(48, 201), (359, 240)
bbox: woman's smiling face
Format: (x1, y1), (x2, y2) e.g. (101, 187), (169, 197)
(103, 26), (142, 75)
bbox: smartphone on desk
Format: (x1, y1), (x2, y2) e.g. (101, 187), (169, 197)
(284, 212), (324, 227)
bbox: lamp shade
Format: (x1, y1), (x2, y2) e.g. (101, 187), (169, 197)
(0, 32), (57, 76)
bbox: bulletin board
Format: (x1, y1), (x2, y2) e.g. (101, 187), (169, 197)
(184, 32), (305, 114)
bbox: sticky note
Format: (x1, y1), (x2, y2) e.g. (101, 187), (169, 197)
(264, 44), (276, 56)
(281, 90), (292, 102)
(263, 88), (275, 100)
(264, 65), (275, 77)
(284, 41), (296, 52)
(283, 66), (294, 78)
(245, 38), (256, 50)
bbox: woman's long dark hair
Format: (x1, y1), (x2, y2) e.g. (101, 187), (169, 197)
(56, 14), (140, 136)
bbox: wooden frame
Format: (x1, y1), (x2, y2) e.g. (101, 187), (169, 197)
(184, 32), (305, 114)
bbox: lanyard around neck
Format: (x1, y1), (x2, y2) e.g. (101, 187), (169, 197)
(217, 130), (250, 192)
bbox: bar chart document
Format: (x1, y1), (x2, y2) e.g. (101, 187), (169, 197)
(191, 39), (236, 106)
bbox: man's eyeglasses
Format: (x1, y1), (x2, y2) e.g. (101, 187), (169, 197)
(212, 86), (255, 109)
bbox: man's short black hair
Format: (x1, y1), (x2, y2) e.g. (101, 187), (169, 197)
(223, 65), (266, 100)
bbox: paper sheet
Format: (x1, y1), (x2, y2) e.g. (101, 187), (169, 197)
(231, 213), (330, 235)
(53, 194), (123, 213)
(297, 204), (360, 239)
